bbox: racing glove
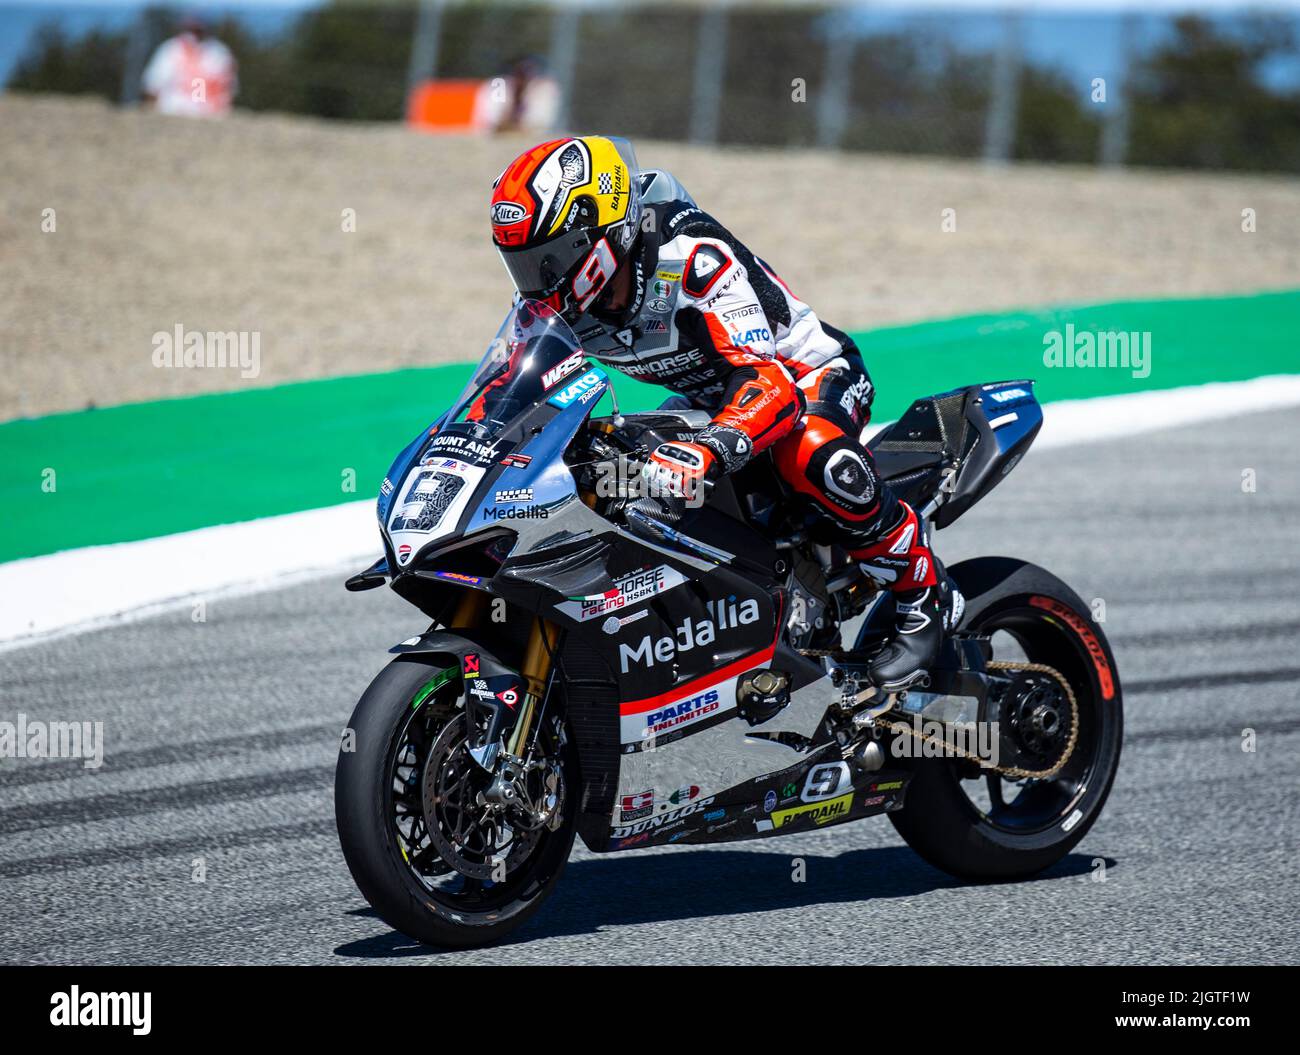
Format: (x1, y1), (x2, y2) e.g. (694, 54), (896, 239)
(642, 441), (718, 506)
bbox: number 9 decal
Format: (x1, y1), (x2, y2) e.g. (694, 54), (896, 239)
(573, 238), (617, 310)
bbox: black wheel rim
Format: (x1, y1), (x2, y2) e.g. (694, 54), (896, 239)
(953, 602), (1110, 835)
(382, 680), (569, 920)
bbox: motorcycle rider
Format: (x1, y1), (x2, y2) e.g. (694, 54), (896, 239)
(489, 135), (954, 689)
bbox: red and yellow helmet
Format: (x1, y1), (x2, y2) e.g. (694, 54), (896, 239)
(490, 135), (642, 321)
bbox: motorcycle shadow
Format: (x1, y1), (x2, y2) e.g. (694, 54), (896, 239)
(334, 846), (1111, 959)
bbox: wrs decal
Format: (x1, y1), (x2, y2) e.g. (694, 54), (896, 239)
(541, 351), (586, 389)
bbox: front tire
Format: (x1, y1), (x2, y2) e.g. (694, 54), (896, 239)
(889, 557), (1123, 880)
(335, 655), (577, 949)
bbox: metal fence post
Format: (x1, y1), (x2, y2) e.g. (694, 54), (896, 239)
(982, 10), (1022, 162)
(1100, 13), (1139, 167)
(406, 0), (444, 97)
(119, 13), (151, 105)
(816, 7), (854, 150)
(688, 2), (729, 144)
(549, 3), (581, 133)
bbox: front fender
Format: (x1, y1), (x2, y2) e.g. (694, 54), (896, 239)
(389, 630), (513, 675)
(389, 632), (526, 759)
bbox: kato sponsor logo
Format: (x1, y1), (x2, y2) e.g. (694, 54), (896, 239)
(549, 368), (607, 407)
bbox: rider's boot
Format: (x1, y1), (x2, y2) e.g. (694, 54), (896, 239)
(851, 502), (945, 691)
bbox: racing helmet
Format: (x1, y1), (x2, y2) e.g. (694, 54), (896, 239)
(490, 136), (643, 323)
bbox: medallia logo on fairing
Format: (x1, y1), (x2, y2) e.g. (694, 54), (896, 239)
(618, 597), (761, 672)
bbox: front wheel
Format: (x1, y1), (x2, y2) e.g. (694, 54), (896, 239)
(335, 655), (577, 949)
(889, 557), (1123, 880)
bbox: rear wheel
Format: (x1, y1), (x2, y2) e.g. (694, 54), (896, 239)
(335, 655), (577, 948)
(889, 557), (1123, 879)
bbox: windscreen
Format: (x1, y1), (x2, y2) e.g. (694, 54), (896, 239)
(444, 298), (587, 433)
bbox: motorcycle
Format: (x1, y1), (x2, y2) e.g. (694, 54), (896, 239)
(335, 299), (1123, 949)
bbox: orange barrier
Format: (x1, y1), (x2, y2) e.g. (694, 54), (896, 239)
(406, 79), (484, 131)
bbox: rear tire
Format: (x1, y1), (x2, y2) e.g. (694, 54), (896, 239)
(888, 557), (1123, 880)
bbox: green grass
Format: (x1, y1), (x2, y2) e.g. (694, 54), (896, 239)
(2, 289), (1296, 563)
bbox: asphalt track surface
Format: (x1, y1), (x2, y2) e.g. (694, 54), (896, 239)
(3, 406), (1298, 965)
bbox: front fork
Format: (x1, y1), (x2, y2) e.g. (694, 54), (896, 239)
(450, 590), (562, 825)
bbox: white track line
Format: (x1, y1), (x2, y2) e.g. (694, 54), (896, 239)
(3, 375), (1299, 650)
(1033, 375), (1300, 449)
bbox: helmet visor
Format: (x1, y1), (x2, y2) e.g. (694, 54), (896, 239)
(496, 228), (597, 300)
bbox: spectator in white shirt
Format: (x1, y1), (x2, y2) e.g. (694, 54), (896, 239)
(141, 17), (238, 117)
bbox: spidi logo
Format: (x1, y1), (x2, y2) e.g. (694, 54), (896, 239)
(619, 596), (761, 672)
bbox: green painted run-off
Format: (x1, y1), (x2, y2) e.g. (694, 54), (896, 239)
(2, 289), (1296, 564)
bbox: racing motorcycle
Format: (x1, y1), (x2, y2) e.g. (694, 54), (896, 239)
(335, 299), (1123, 949)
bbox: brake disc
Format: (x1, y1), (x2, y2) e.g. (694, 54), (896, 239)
(421, 716), (541, 880)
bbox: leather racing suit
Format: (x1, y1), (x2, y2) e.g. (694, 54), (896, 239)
(572, 169), (941, 623)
